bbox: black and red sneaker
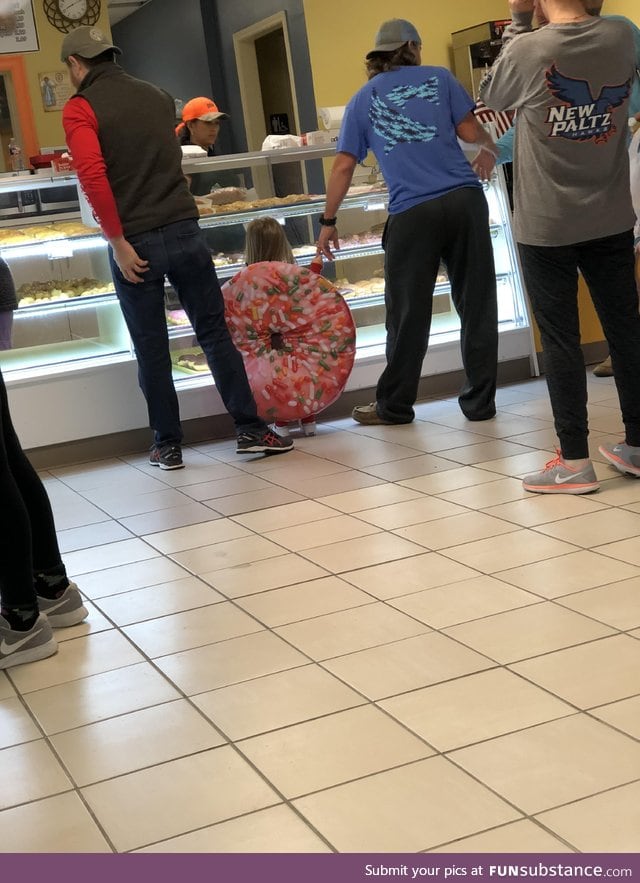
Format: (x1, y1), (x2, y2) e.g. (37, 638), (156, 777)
(149, 444), (184, 470)
(236, 429), (294, 455)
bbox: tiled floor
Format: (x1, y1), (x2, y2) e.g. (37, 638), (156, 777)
(2, 372), (640, 853)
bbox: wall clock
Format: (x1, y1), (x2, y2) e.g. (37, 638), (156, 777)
(43, 0), (101, 34)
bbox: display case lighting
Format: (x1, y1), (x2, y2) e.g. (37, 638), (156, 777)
(0, 236), (104, 261)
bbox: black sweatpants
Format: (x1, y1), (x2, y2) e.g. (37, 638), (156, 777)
(519, 229), (640, 460)
(0, 367), (62, 610)
(376, 186), (498, 423)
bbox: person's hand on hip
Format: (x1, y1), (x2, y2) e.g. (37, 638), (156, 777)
(111, 237), (150, 283)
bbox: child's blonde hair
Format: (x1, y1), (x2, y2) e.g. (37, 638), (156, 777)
(245, 217), (295, 265)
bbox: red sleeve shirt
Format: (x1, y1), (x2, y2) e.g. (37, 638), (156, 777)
(62, 96), (123, 241)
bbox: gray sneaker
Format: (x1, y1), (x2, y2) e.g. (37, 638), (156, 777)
(0, 614), (57, 670)
(599, 441), (640, 477)
(37, 581), (89, 628)
(522, 454), (600, 494)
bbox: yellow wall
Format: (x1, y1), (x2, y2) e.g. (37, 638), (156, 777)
(303, 0), (638, 112)
(606, 0), (638, 17)
(303, 0), (638, 348)
(304, 0), (512, 108)
(22, 5), (112, 149)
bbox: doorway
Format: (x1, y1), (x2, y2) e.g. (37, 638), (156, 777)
(233, 12), (301, 151)
(233, 13), (310, 248)
(254, 28), (296, 140)
(233, 11), (307, 212)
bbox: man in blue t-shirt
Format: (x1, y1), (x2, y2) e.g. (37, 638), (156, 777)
(316, 19), (500, 426)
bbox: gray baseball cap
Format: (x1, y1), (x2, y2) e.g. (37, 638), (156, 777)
(366, 18), (422, 58)
(61, 26), (121, 62)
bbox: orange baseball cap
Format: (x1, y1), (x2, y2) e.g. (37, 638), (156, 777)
(182, 97), (229, 123)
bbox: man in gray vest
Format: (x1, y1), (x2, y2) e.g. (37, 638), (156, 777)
(480, 0), (640, 494)
(60, 27), (292, 469)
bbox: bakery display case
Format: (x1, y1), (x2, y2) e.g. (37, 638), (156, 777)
(173, 146), (533, 378)
(0, 172), (130, 376)
(0, 146), (533, 389)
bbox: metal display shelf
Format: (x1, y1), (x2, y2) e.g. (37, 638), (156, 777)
(181, 144), (336, 175)
(16, 290), (116, 317)
(197, 190), (389, 228)
(0, 171), (79, 196)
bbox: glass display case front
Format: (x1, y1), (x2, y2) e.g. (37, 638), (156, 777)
(0, 146), (533, 385)
(0, 203), (130, 375)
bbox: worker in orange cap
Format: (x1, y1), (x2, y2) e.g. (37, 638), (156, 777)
(176, 96), (229, 157)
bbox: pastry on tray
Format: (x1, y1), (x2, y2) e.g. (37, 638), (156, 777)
(166, 309), (190, 326)
(17, 277), (112, 304)
(177, 352), (209, 372)
(50, 220), (97, 238)
(18, 225), (65, 242)
(0, 229), (33, 245)
(207, 187), (248, 205)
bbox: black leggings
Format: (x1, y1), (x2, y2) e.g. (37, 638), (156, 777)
(0, 367), (62, 609)
(518, 230), (640, 460)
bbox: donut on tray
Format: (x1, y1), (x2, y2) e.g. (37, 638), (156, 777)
(222, 261), (356, 424)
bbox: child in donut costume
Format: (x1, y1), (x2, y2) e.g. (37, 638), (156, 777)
(222, 217), (356, 435)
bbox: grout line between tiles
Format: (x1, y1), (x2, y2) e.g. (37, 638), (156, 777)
(421, 817), (579, 854)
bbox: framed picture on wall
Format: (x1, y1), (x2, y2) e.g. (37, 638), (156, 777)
(0, 1), (40, 54)
(38, 68), (72, 111)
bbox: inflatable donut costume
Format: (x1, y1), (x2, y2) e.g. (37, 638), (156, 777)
(222, 262), (356, 424)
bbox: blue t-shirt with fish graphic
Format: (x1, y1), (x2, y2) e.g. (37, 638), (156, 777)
(337, 65), (479, 214)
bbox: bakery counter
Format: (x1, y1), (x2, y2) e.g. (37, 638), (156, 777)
(0, 153), (537, 457)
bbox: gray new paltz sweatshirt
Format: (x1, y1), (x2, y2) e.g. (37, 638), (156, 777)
(480, 17), (636, 247)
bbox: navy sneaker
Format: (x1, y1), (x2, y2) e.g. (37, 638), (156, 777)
(149, 444), (184, 470)
(236, 429), (294, 455)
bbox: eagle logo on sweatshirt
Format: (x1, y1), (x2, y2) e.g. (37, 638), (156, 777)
(369, 82), (439, 155)
(545, 65), (631, 144)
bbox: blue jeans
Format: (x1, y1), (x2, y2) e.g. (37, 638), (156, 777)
(109, 218), (266, 446)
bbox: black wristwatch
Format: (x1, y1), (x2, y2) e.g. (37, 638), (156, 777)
(319, 214), (337, 227)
